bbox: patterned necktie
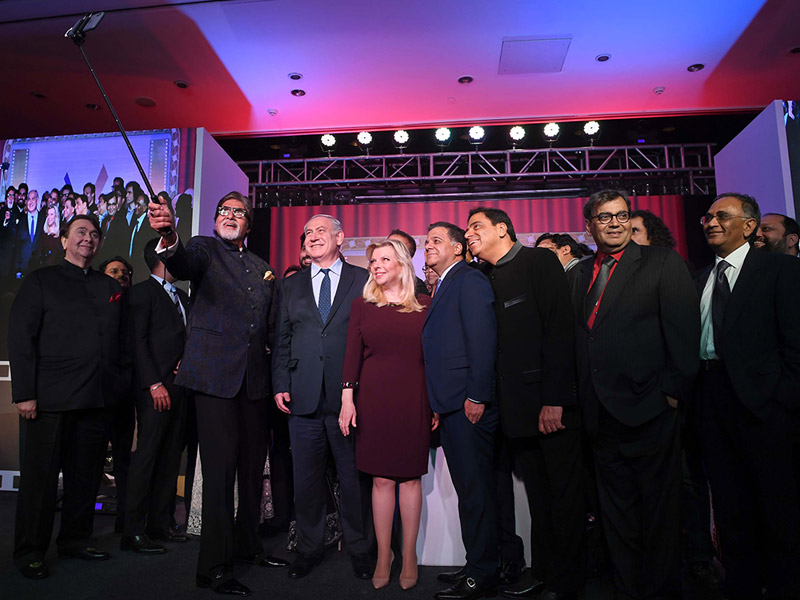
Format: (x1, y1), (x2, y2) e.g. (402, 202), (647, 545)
(584, 255), (617, 322)
(318, 268), (331, 323)
(712, 260), (731, 358)
(163, 280), (184, 323)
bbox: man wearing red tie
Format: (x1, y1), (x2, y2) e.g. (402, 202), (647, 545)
(570, 189), (700, 600)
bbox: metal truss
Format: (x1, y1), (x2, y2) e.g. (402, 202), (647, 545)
(241, 143), (716, 201)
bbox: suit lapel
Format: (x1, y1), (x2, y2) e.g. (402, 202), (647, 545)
(301, 268), (324, 327)
(694, 266), (711, 297)
(723, 247), (759, 330)
(591, 243), (642, 330)
(327, 262), (356, 325)
(425, 260), (462, 326)
(575, 258), (593, 332)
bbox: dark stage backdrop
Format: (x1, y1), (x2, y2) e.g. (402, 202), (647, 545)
(267, 195), (687, 275)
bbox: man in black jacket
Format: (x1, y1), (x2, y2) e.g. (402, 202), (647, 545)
(121, 238), (190, 554)
(466, 208), (583, 600)
(10, 215), (126, 579)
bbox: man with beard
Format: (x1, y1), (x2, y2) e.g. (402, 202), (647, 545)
(149, 191), (281, 596)
(754, 212), (800, 256)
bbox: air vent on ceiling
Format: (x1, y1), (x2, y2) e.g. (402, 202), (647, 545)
(498, 35), (572, 74)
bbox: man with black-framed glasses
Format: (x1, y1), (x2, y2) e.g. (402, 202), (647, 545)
(696, 193), (800, 600)
(570, 189), (699, 600)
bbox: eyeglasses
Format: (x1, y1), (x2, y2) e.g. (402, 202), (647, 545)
(217, 206), (247, 219)
(591, 211), (630, 224)
(699, 211), (752, 226)
(420, 265), (433, 273)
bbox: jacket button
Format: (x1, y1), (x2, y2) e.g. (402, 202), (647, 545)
(250, 324), (255, 329)
(588, 337), (594, 343)
(247, 286), (252, 292)
(246, 269), (250, 274)
(591, 368), (598, 374)
(321, 333), (327, 338)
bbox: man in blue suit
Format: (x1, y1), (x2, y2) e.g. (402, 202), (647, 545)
(272, 214), (373, 580)
(422, 221), (498, 600)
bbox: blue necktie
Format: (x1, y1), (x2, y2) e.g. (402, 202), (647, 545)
(30, 216), (35, 242)
(318, 268), (331, 323)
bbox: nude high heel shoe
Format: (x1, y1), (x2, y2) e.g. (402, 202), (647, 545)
(399, 562), (418, 590)
(372, 553), (393, 589)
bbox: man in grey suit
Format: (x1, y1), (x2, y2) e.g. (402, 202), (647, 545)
(272, 214), (373, 580)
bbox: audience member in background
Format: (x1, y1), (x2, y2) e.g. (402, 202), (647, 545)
(273, 214), (373, 582)
(697, 193), (800, 600)
(10, 215), (125, 579)
(122, 238), (190, 555)
(83, 183), (96, 208)
(283, 265), (302, 278)
(535, 232), (585, 272)
(149, 191), (281, 596)
(754, 212), (800, 256)
(1, 189), (20, 281)
(124, 182), (142, 226)
(571, 190), (700, 600)
(467, 208), (583, 600)
(17, 183), (29, 213)
(422, 263), (439, 295)
(101, 195), (133, 262)
(630, 209), (676, 249)
(129, 192), (158, 283)
(422, 221), (498, 600)
(75, 195), (90, 216)
(61, 197), (76, 225)
(14, 189), (44, 274)
(339, 239), (436, 590)
(387, 229), (429, 296)
(34, 205), (63, 268)
(101, 257), (133, 292)
(96, 194), (109, 228)
(298, 232), (312, 268)
(59, 184), (72, 204)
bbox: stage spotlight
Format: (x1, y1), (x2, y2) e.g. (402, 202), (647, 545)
(582, 121), (600, 144)
(393, 129), (410, 151)
(356, 131), (373, 154)
(320, 134), (336, 156)
(468, 125), (485, 146)
(434, 127), (452, 150)
(543, 122), (560, 142)
(509, 126), (526, 149)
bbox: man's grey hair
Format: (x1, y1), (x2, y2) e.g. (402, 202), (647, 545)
(304, 214), (342, 234)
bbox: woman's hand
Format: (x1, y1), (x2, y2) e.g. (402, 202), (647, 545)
(339, 389), (357, 436)
(431, 412), (440, 432)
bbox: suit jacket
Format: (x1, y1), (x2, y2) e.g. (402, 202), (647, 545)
(100, 212), (133, 262)
(422, 259), (497, 414)
(487, 245), (578, 438)
(8, 259), (128, 411)
(695, 248), (800, 418)
(128, 215), (156, 284)
(570, 242), (700, 432)
(14, 209), (45, 272)
(272, 260), (368, 416)
(128, 276), (190, 390)
(162, 235), (275, 399)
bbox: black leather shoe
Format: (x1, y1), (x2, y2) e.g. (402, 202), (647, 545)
(121, 534), (167, 554)
(352, 552), (374, 579)
(288, 553), (322, 579)
(499, 561), (524, 585)
(147, 529), (189, 543)
(689, 561), (721, 589)
(196, 574), (251, 596)
(58, 546), (111, 561)
(435, 576), (497, 600)
(500, 569), (545, 598)
(438, 565), (467, 584)
(19, 560), (49, 579)
(242, 554), (289, 567)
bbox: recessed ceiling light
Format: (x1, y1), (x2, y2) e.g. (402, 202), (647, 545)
(790, 46), (800, 54)
(173, 80), (189, 89)
(31, 91), (47, 99)
(135, 97), (156, 107)
(595, 54), (611, 62)
(291, 89), (306, 97)
(288, 72), (303, 80)
(457, 75), (474, 84)
(653, 86), (665, 95)
(86, 103), (101, 111)
(687, 63), (705, 72)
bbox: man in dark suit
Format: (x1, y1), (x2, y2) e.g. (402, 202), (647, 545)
(387, 228), (430, 295)
(121, 238), (190, 554)
(9, 215), (126, 579)
(466, 208), (583, 600)
(272, 214), (373, 580)
(149, 191), (280, 596)
(697, 193), (800, 600)
(14, 189), (44, 274)
(127, 192), (151, 283)
(570, 189), (700, 600)
(421, 221), (498, 600)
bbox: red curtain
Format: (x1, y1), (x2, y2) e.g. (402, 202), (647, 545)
(268, 195), (687, 274)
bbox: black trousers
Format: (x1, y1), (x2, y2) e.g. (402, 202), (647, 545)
(103, 397), (135, 530)
(592, 406), (681, 600)
(511, 428), (585, 594)
(124, 380), (187, 536)
(288, 393), (370, 558)
(699, 367), (800, 600)
(681, 406), (715, 564)
(194, 389), (268, 583)
(14, 408), (107, 566)
(438, 404), (499, 583)
(494, 432), (524, 567)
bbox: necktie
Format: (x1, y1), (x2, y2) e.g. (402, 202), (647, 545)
(163, 280), (185, 324)
(318, 268), (331, 323)
(584, 255), (616, 323)
(433, 278), (441, 297)
(712, 260), (731, 358)
(30, 216), (35, 242)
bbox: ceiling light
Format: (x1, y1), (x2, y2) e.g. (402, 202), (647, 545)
(458, 76), (474, 84)
(288, 72), (303, 80)
(357, 131), (373, 145)
(509, 126), (526, 141)
(320, 134), (336, 148)
(583, 121), (600, 136)
(468, 126), (485, 143)
(435, 128), (451, 143)
(393, 130), (409, 145)
(290, 89), (306, 96)
(687, 63), (704, 72)
(543, 122), (560, 143)
(595, 54), (611, 62)
(173, 80), (189, 89)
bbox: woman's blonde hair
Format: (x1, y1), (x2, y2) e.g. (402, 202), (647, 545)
(363, 238), (424, 312)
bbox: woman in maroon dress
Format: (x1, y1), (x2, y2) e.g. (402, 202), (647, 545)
(339, 238), (438, 591)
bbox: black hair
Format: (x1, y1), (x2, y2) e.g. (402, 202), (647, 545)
(583, 189), (631, 221)
(388, 229), (417, 256)
(535, 232), (581, 257)
(468, 207), (517, 242)
(630, 209), (676, 249)
(428, 221), (466, 257)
